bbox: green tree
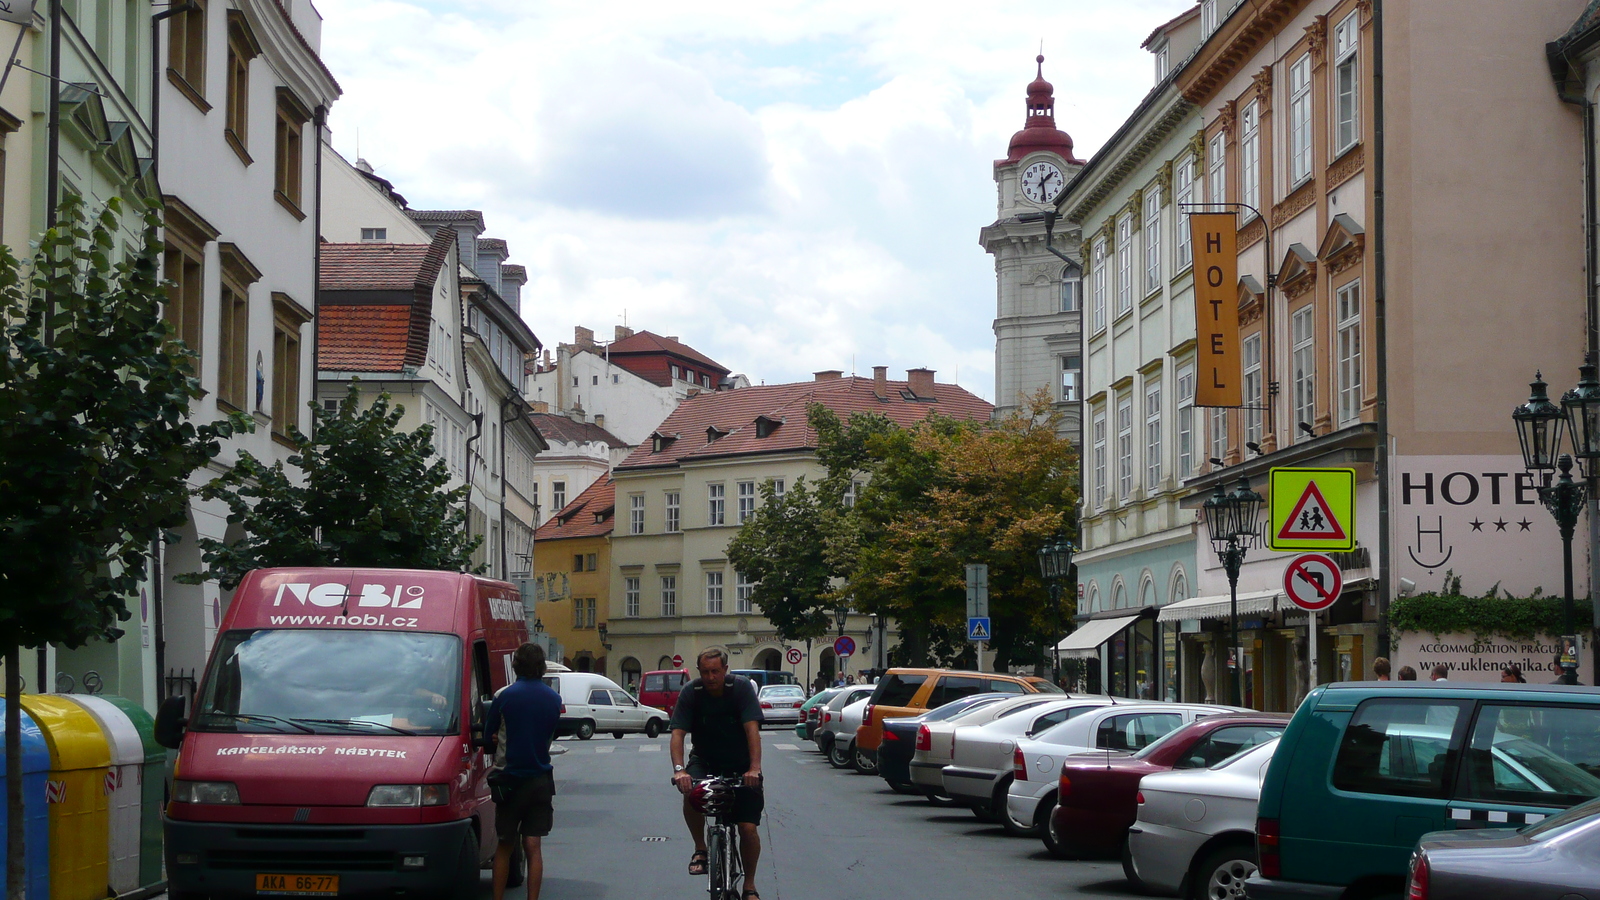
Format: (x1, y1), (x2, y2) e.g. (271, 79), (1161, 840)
(184, 384), (482, 591)
(0, 195), (246, 900)
(726, 478), (837, 642)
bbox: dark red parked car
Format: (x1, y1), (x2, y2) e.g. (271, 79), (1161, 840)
(1043, 712), (1288, 859)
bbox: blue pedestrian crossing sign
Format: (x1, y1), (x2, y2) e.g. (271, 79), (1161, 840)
(967, 617), (992, 642)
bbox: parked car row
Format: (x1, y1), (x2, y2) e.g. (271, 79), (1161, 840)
(800, 668), (1600, 899)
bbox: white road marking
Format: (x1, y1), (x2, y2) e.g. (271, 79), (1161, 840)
(774, 743), (800, 750)
(595, 747), (614, 754)
(639, 745), (661, 752)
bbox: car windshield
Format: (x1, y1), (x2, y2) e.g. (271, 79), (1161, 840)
(1133, 723), (1194, 760)
(1029, 681), (1066, 694)
(194, 629), (462, 736)
(1213, 737), (1278, 769)
(1523, 795), (1600, 841)
(923, 695), (1009, 723)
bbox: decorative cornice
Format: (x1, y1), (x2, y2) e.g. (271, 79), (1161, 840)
(1327, 143), (1364, 191)
(1238, 214), (1267, 250)
(1272, 178), (1317, 227)
(1061, 91), (1198, 224)
(1177, 0), (1314, 106)
(1188, 129), (1208, 175)
(1283, 272), (1317, 300)
(1327, 241), (1365, 277)
(1305, 15), (1328, 66)
(1156, 160), (1174, 201)
(1216, 99), (1237, 137)
(1252, 65), (1274, 109)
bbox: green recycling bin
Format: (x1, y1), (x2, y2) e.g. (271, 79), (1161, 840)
(100, 695), (165, 890)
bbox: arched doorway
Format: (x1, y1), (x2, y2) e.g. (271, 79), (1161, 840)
(818, 648), (836, 686)
(575, 653), (593, 673)
(619, 657), (642, 692)
(659, 655), (676, 671)
(752, 648), (781, 671)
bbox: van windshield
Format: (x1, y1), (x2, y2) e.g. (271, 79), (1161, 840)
(194, 629), (462, 736)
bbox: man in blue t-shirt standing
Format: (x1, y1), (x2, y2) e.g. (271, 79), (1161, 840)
(486, 643), (562, 900)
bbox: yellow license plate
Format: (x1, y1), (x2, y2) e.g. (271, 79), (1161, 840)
(256, 874), (339, 896)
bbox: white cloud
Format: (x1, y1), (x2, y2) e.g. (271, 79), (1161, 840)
(316, 0), (1195, 401)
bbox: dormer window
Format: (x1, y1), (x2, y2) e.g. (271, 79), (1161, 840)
(361, 227), (387, 242)
(650, 431), (678, 453)
(1154, 42), (1169, 83)
(706, 425), (728, 443)
(754, 415), (784, 439)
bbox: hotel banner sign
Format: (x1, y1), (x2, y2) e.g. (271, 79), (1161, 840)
(1191, 212), (1240, 407)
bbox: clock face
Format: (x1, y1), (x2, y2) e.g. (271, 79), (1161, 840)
(1021, 161), (1065, 204)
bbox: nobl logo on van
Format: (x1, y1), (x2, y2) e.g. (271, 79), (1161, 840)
(272, 582), (426, 609)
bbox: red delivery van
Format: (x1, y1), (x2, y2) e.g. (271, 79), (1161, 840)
(156, 568), (530, 899)
(638, 669), (691, 717)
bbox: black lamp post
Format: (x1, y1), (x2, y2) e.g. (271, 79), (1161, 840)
(834, 603), (849, 637)
(597, 622), (611, 651)
(1514, 369), (1597, 684)
(1203, 475), (1264, 707)
(1037, 535), (1075, 686)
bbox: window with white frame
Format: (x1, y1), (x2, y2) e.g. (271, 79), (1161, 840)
(1200, 0), (1217, 35)
(735, 573), (755, 614)
(1061, 263), (1081, 313)
(707, 483), (725, 525)
(1145, 381), (1162, 491)
(1092, 411), (1107, 509)
(1337, 280), (1363, 425)
(1209, 133), (1227, 207)
(771, 478), (786, 500)
(1240, 100), (1260, 215)
(1116, 215), (1134, 316)
(552, 481), (566, 511)
(1292, 305), (1316, 436)
(624, 577), (640, 617)
(665, 491), (681, 532)
(1210, 407), (1228, 463)
(843, 480), (861, 508)
(1243, 333), (1263, 445)
(737, 480), (756, 523)
(660, 576), (677, 616)
(1091, 238), (1108, 332)
(1144, 187), (1162, 294)
(629, 494), (645, 535)
(706, 571), (724, 614)
(1177, 366), (1195, 478)
(1334, 12), (1360, 154)
(1175, 155), (1195, 270)
(1117, 397), (1133, 499)
(1061, 355), (1080, 402)
(1289, 55), (1312, 184)
(1155, 43), (1169, 82)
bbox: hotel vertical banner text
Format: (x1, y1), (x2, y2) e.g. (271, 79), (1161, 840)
(1191, 212), (1241, 407)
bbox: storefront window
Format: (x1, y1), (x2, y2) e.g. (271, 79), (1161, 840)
(1134, 619), (1157, 700)
(1110, 634), (1128, 697)
(1163, 624), (1179, 701)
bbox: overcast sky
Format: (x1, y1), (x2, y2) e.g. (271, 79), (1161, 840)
(316, 0), (1195, 401)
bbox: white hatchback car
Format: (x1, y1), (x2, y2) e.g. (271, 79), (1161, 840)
(758, 684), (807, 726)
(940, 698), (1129, 820)
(909, 694), (1080, 800)
(1001, 702), (1237, 838)
(1125, 737), (1279, 898)
(814, 685), (876, 758)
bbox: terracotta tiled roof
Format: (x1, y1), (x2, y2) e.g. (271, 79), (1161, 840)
(608, 330), (728, 374)
(320, 228), (456, 371)
(616, 376), (993, 471)
(317, 305), (412, 372)
(530, 413), (629, 448)
(406, 209), (486, 230)
(319, 243), (434, 291)
(502, 264), (528, 281)
(271, 1), (342, 96)
(478, 237), (507, 252)
(534, 477), (615, 541)
(1561, 0), (1600, 44)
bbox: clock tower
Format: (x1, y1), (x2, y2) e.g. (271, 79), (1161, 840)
(981, 55), (1085, 439)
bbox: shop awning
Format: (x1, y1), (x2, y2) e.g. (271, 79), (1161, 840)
(1055, 612), (1144, 659)
(1155, 589), (1285, 623)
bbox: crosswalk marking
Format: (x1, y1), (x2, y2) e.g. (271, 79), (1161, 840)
(773, 743), (800, 750)
(595, 747), (613, 754)
(639, 745), (661, 752)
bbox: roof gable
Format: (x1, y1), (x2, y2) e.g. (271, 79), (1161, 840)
(533, 477), (615, 541)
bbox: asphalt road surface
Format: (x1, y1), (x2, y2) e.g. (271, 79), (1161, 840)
(502, 729), (1142, 900)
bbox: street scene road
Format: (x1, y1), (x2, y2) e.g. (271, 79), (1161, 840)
(506, 733), (1132, 900)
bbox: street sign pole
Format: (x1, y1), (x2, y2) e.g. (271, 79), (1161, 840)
(967, 564), (989, 673)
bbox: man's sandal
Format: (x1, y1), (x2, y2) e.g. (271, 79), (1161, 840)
(743, 891), (760, 900)
(687, 851), (708, 876)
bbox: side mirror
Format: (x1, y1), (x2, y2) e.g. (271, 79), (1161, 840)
(154, 695), (188, 750)
(470, 723), (489, 750)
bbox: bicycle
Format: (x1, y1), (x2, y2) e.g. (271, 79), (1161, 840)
(687, 775), (745, 900)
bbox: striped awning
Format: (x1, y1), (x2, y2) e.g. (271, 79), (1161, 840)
(1155, 589), (1286, 623)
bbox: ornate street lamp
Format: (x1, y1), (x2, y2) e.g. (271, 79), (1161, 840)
(1516, 371), (1590, 683)
(597, 622), (611, 651)
(1514, 372), (1566, 472)
(1564, 364), (1600, 464)
(1204, 476), (1263, 707)
(834, 603), (849, 637)
(1037, 535), (1075, 686)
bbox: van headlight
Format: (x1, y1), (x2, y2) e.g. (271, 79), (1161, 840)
(366, 784), (450, 807)
(173, 780), (241, 805)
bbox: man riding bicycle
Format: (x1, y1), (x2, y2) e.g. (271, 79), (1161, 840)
(670, 648), (764, 900)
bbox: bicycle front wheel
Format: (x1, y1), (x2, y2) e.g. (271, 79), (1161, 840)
(705, 828), (726, 900)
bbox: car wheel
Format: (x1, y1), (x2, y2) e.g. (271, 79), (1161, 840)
(575, 720), (595, 741)
(828, 739), (853, 769)
(1122, 835), (1147, 894)
(969, 800), (1000, 823)
(612, 731), (625, 739)
(817, 733), (834, 756)
(1036, 795), (1076, 859)
(852, 745), (878, 775)
(645, 719), (662, 738)
(922, 788), (961, 807)
(449, 827), (479, 899)
(1191, 843), (1257, 900)
(1001, 791), (1041, 838)
(885, 778), (919, 795)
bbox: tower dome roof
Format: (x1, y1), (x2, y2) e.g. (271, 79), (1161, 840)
(1004, 55), (1083, 164)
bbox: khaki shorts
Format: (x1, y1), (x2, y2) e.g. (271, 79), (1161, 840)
(494, 771), (555, 839)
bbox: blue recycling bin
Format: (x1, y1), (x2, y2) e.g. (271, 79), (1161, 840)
(0, 699), (51, 900)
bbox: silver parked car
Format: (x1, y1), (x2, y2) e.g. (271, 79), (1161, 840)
(757, 684), (807, 726)
(1126, 737), (1278, 898)
(940, 698), (1128, 820)
(1406, 795), (1600, 897)
(815, 685), (876, 759)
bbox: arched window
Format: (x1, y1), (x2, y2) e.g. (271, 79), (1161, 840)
(658, 655), (675, 671)
(1061, 262), (1082, 313)
(1086, 583), (1101, 613)
(1171, 570), (1188, 605)
(619, 657), (642, 691)
(1113, 581), (1127, 609)
(1140, 576), (1156, 608)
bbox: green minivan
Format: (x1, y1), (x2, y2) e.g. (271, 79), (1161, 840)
(1246, 682), (1600, 899)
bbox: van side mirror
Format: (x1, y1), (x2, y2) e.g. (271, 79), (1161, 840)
(154, 695), (188, 750)
(470, 723), (490, 750)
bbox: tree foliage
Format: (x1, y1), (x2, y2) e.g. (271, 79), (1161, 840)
(725, 478), (836, 642)
(0, 194), (244, 649)
(183, 384), (481, 590)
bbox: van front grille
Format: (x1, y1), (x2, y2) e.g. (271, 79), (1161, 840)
(208, 850), (395, 872)
(235, 828), (367, 841)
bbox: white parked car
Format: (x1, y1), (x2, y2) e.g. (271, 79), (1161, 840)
(909, 694), (1090, 802)
(1004, 706), (1267, 842)
(814, 685), (876, 756)
(1125, 737), (1279, 898)
(940, 698), (1134, 820)
(826, 696), (875, 770)
(758, 684), (807, 726)
(543, 671), (669, 740)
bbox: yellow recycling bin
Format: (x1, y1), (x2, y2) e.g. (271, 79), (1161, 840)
(21, 694), (111, 900)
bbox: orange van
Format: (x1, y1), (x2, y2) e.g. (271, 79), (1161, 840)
(854, 668), (1059, 756)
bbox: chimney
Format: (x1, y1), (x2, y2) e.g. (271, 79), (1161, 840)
(873, 366), (888, 400)
(665, 336), (679, 343)
(907, 368), (936, 399)
(595, 414), (606, 429)
(615, 325), (634, 341)
(814, 370), (843, 382)
(574, 326), (595, 349)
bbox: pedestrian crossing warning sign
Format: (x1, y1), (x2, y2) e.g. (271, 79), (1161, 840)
(1269, 467), (1356, 552)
